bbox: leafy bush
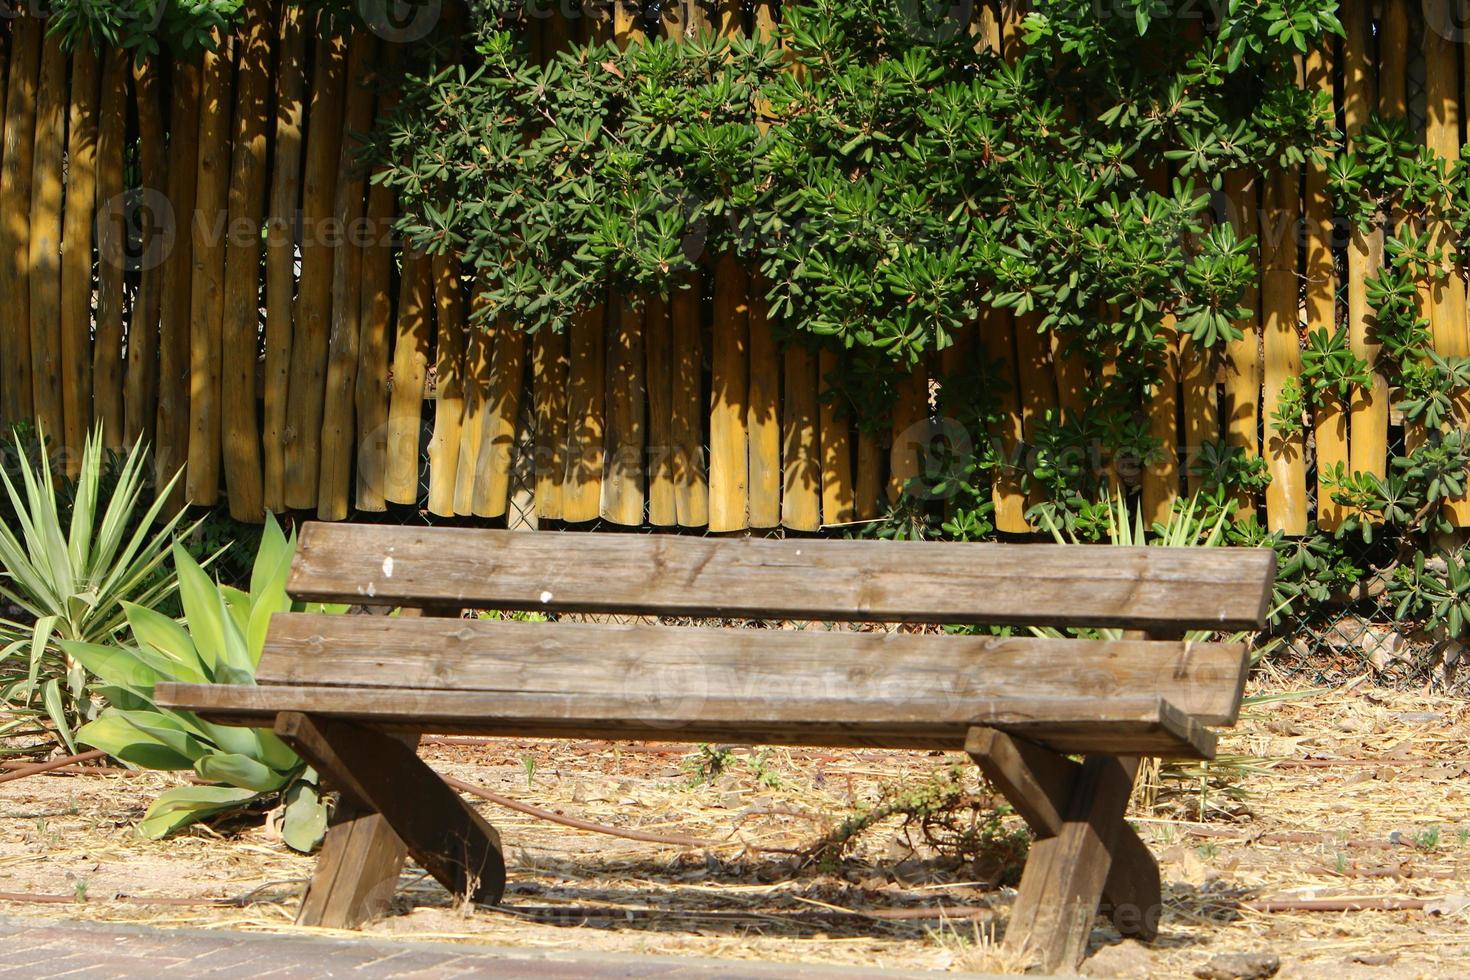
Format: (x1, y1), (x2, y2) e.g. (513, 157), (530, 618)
(64, 516), (331, 851)
(0, 429), (193, 751)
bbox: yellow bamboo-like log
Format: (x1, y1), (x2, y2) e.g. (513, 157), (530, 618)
(1343, 0), (1384, 487)
(0, 15), (39, 431)
(185, 35), (234, 506)
(125, 57), (166, 450)
(426, 253), (466, 516)
(781, 341), (821, 531)
(747, 276), (781, 528)
(1179, 331), (1219, 495)
(1012, 310), (1058, 510)
(818, 349), (855, 524)
(262, 2), (307, 512)
(979, 307), (1029, 531)
(709, 252), (750, 531)
(1221, 171), (1261, 520)
(455, 293), (492, 516)
(542, 0), (572, 56)
(1000, 0), (1024, 63)
(318, 33), (377, 521)
(0, 27), (5, 417)
(283, 33), (347, 508)
(602, 295), (647, 525)
(60, 43), (100, 475)
(614, 0), (646, 46)
(1423, 1), (1470, 526)
(92, 47), (127, 449)
(356, 79), (397, 514)
(155, 57), (200, 502)
(219, 8), (271, 523)
(888, 361), (929, 504)
(1262, 79), (1308, 535)
(1052, 327), (1087, 421)
(643, 292), (675, 525)
(1305, 42), (1344, 530)
(1139, 167), (1180, 524)
(385, 249), (432, 504)
(669, 274), (707, 525)
(473, 313), (527, 519)
(1378, 1), (1407, 117)
(534, 324), (570, 521)
(562, 300), (606, 522)
(28, 32), (66, 451)
(856, 431), (882, 520)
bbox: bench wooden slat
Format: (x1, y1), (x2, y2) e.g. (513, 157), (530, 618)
(155, 683), (1215, 757)
(288, 524), (1275, 630)
(246, 615), (1250, 726)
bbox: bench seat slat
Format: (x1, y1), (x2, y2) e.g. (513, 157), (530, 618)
(243, 615), (1249, 726)
(288, 525), (1275, 631)
(154, 684), (1215, 757)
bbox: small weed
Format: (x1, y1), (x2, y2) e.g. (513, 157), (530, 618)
(683, 744), (736, 786)
(1334, 851), (1348, 875)
(1456, 828), (1468, 848)
(1195, 842), (1219, 861)
(72, 877), (88, 902)
(1414, 826), (1441, 851)
(520, 754), (537, 789)
(746, 749), (783, 789)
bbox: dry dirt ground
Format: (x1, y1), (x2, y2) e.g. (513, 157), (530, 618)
(0, 680), (1466, 977)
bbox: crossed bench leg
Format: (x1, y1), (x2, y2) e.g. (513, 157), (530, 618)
(275, 713), (506, 927)
(968, 727), (1161, 973)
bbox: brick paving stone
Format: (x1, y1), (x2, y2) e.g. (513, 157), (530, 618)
(0, 915), (1009, 979)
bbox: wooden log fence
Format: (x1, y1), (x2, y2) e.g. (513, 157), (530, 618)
(0, 0), (1467, 535)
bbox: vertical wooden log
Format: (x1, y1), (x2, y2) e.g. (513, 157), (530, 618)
(28, 31), (66, 450)
(643, 293), (675, 526)
(818, 349), (854, 524)
(1052, 329), (1087, 422)
(1422, 1), (1470, 526)
(0, 15), (38, 431)
(856, 431), (883, 520)
(980, 307), (1029, 531)
(747, 277), (781, 528)
(1179, 333), (1219, 496)
(283, 33), (347, 508)
(262, 2), (307, 512)
(92, 48), (128, 449)
(385, 249), (432, 504)
(562, 300), (606, 522)
(155, 57), (200, 501)
(972, 0), (1001, 52)
(781, 342), (821, 532)
(533, 324), (570, 522)
(185, 35), (234, 507)
(1013, 310), (1059, 510)
(1343, 0), (1385, 487)
(602, 295), (647, 525)
(455, 292), (492, 516)
(614, 0), (646, 46)
(1305, 42), (1344, 530)
(888, 362), (929, 504)
(1261, 66), (1308, 536)
(1139, 167), (1180, 524)
(356, 81), (397, 514)
(669, 274), (707, 526)
(220, 6), (272, 522)
(61, 43), (100, 474)
(318, 33), (377, 521)
(426, 253), (466, 516)
(1378, 1), (1407, 118)
(1221, 172), (1262, 520)
(709, 252), (750, 531)
(472, 313), (527, 519)
(125, 57), (166, 450)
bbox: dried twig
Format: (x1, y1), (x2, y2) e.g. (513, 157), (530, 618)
(0, 749), (107, 784)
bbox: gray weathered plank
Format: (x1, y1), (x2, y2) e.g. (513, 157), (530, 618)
(286, 524), (1275, 630)
(156, 685), (1215, 757)
(248, 615), (1249, 726)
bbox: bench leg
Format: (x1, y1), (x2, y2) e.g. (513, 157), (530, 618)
(297, 798), (409, 928)
(276, 713), (506, 916)
(968, 727), (1159, 973)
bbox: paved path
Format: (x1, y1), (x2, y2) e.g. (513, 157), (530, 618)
(0, 915), (1011, 978)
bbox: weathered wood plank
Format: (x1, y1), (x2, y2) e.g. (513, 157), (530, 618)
(284, 524), (1275, 630)
(163, 685), (1213, 757)
(296, 794), (408, 928)
(1002, 754), (1142, 972)
(275, 713), (504, 907)
(251, 615), (1247, 726)
(967, 728), (1161, 940)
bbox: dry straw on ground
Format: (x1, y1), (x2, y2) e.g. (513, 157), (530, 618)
(0, 679), (1466, 977)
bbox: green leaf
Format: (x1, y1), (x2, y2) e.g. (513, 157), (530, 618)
(194, 752), (288, 793)
(42, 679), (77, 755)
(137, 785), (260, 839)
(78, 711), (198, 770)
(281, 781), (329, 853)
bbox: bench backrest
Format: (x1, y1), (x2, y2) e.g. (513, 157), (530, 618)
(288, 524), (1275, 632)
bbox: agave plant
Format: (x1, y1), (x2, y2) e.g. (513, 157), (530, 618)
(0, 428), (194, 751)
(62, 516), (331, 852)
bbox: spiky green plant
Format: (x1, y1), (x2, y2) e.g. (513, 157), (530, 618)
(62, 516), (331, 851)
(0, 428), (194, 751)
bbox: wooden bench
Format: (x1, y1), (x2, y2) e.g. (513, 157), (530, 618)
(156, 523), (1274, 973)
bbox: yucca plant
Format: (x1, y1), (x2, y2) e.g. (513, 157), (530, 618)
(0, 428), (194, 751)
(62, 516), (331, 851)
